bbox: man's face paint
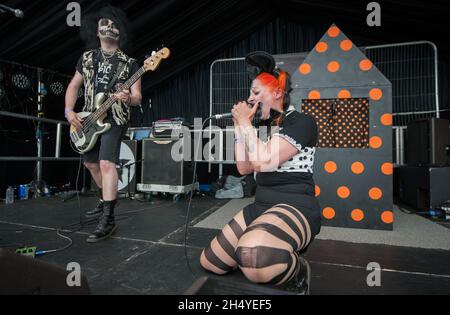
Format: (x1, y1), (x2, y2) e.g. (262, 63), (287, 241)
(98, 18), (120, 41)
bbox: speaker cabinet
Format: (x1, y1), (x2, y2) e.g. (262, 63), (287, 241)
(0, 249), (91, 295)
(138, 137), (196, 194)
(406, 118), (450, 166)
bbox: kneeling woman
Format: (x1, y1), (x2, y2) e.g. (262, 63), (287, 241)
(200, 52), (321, 290)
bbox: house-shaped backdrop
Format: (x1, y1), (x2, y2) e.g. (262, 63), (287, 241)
(291, 24), (394, 230)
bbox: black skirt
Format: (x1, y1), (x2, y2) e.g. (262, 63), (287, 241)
(243, 173), (322, 238)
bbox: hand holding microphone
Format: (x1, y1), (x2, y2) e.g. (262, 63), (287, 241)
(231, 101), (260, 126)
(212, 102), (261, 123)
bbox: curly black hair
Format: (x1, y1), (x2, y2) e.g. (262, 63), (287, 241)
(80, 5), (130, 51)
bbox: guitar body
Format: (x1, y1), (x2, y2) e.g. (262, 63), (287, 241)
(69, 93), (112, 154)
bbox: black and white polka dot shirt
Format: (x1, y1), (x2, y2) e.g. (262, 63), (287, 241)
(271, 108), (318, 174)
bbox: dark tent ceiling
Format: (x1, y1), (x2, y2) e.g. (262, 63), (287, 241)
(1, 0), (450, 94)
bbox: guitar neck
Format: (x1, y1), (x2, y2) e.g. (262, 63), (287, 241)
(91, 66), (146, 120)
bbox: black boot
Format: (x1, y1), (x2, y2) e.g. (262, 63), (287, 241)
(85, 189), (103, 218)
(282, 253), (311, 295)
(86, 200), (117, 243)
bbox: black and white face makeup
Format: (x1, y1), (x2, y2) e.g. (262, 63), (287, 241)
(97, 18), (120, 42)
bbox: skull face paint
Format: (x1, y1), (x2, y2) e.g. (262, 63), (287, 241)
(97, 18), (120, 41)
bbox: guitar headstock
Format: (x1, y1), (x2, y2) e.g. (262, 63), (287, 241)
(143, 47), (171, 72)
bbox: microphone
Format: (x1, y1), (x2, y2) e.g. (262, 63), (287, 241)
(211, 113), (233, 119)
(211, 102), (262, 120)
(0, 4), (24, 18)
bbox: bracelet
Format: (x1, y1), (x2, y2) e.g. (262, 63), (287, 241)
(64, 109), (74, 118)
(234, 138), (244, 144)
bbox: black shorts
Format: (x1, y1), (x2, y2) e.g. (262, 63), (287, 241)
(243, 183), (322, 238)
(83, 123), (127, 165)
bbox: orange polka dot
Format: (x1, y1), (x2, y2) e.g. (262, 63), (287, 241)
(324, 161), (337, 173)
(308, 90), (321, 100)
(351, 209), (365, 222)
(299, 63), (311, 75)
(340, 40), (353, 51)
(360, 59), (373, 71)
(337, 186), (350, 199)
(338, 90), (351, 99)
(323, 207), (336, 220)
(370, 136), (383, 149)
(315, 185), (321, 197)
(328, 61), (340, 73)
(381, 163), (393, 175)
(369, 88), (383, 101)
(369, 187), (383, 200)
(381, 113), (393, 126)
(328, 26), (340, 38)
(316, 42), (328, 53)
(351, 162), (365, 174)
(381, 211), (394, 224)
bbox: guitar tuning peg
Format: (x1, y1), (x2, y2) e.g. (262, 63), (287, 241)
(151, 51), (157, 56)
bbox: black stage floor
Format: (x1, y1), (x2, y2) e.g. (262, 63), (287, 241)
(1, 195), (450, 295)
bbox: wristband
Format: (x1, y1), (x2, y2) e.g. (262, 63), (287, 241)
(64, 109), (74, 118)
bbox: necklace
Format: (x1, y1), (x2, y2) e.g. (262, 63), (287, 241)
(100, 49), (116, 66)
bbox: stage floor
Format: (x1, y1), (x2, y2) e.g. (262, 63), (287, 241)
(1, 195), (450, 295)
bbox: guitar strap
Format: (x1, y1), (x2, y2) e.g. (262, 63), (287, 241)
(93, 50), (126, 96)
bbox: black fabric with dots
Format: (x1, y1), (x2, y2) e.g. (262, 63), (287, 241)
(303, 98), (369, 148)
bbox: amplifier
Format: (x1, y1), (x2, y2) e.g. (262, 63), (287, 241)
(138, 137), (197, 194)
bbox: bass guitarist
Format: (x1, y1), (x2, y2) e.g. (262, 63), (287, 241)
(64, 6), (142, 243)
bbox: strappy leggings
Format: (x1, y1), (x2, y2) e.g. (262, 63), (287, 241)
(200, 204), (312, 285)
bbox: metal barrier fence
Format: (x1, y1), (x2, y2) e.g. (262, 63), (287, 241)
(209, 41), (440, 166)
(0, 111), (79, 181)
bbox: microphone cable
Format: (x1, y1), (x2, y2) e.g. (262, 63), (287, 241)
(184, 117), (214, 278)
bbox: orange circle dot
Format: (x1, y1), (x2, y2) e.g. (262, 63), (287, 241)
(299, 63), (311, 75)
(351, 209), (365, 222)
(323, 207), (336, 220)
(351, 162), (365, 174)
(308, 90), (321, 100)
(337, 186), (350, 199)
(381, 113), (393, 126)
(381, 211), (394, 224)
(316, 42), (328, 53)
(381, 163), (393, 175)
(324, 161), (337, 173)
(369, 187), (383, 200)
(328, 61), (340, 73)
(370, 136), (383, 149)
(369, 88), (383, 101)
(360, 59), (373, 71)
(315, 185), (321, 197)
(338, 90), (351, 99)
(340, 40), (353, 51)
(328, 26), (340, 38)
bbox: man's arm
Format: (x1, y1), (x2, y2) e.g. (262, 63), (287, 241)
(65, 71), (84, 130)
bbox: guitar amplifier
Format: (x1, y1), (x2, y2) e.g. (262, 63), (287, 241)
(138, 137), (198, 194)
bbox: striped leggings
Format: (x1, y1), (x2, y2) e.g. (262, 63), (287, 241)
(200, 204), (312, 285)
